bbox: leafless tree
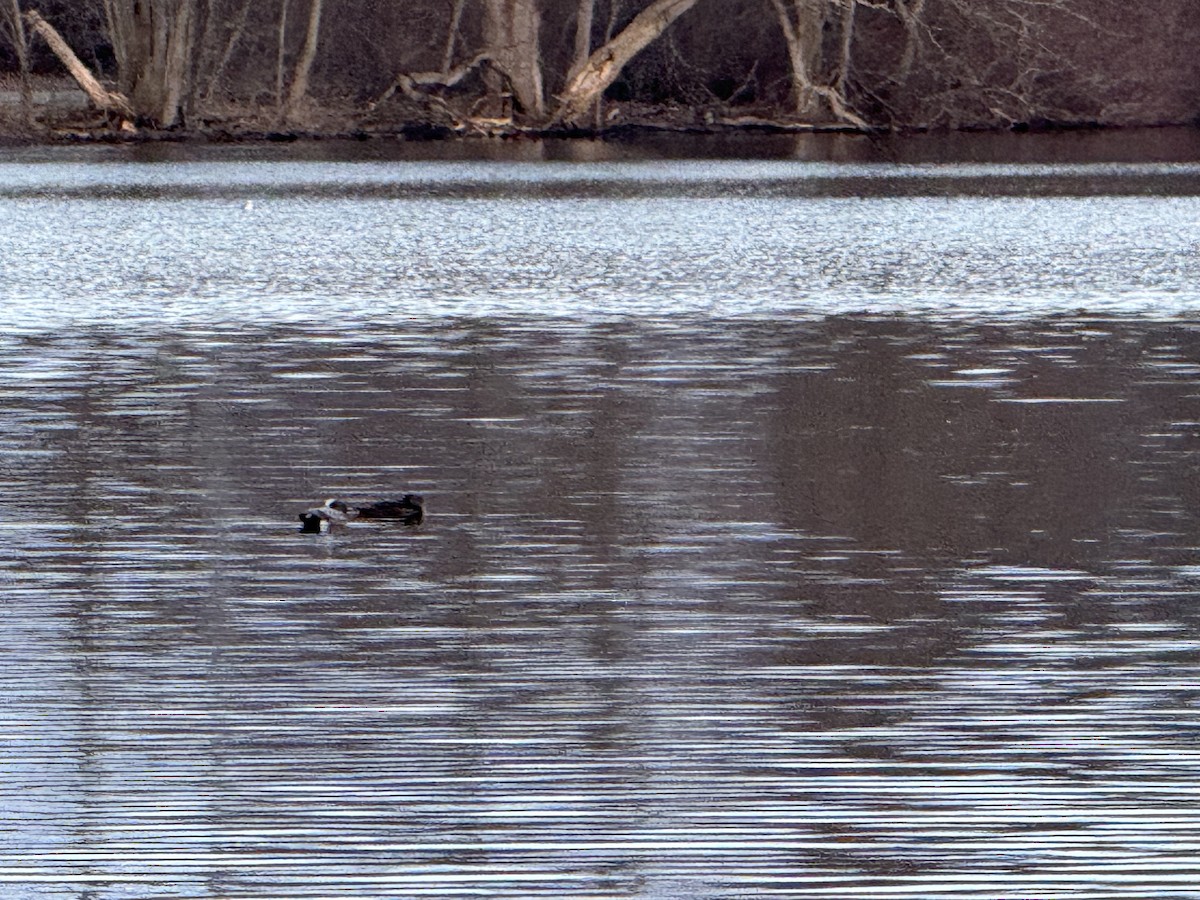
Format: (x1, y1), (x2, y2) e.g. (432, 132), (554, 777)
(556, 0), (702, 123)
(766, 0), (925, 126)
(0, 0), (32, 121)
(901, 0), (1116, 128)
(196, 0), (253, 105)
(282, 0), (323, 122)
(483, 0), (544, 116)
(24, 10), (133, 119)
(103, 0), (197, 126)
(570, 0), (595, 79)
(273, 0), (290, 106)
(3, 0), (1194, 135)
(765, 0), (1132, 130)
(443, 0), (469, 74)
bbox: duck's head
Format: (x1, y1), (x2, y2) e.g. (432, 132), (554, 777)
(298, 510), (327, 533)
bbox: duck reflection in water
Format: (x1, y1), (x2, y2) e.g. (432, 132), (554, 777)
(299, 494), (424, 533)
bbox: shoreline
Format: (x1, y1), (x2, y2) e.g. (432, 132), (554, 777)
(0, 108), (870, 146)
(0, 89), (1164, 148)
(0, 118), (1154, 150)
(1, 90), (1198, 163)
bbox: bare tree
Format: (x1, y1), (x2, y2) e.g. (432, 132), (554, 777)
(767, 0), (876, 125)
(6, 0), (1171, 136)
(24, 10), (134, 119)
(283, 0), (323, 122)
(196, 0), (253, 106)
(765, 0), (1128, 130)
(275, 0), (290, 108)
(556, 0), (700, 124)
(570, 0), (594, 79)
(878, 0), (1115, 128)
(443, 0), (468, 74)
(103, 0), (197, 127)
(0, 0), (32, 121)
(483, 0), (544, 116)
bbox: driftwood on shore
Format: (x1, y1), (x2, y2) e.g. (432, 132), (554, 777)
(22, 10), (134, 122)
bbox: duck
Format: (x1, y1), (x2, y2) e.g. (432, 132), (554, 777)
(298, 494), (424, 532)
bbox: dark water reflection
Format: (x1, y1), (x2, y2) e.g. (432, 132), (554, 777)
(4, 315), (1200, 897)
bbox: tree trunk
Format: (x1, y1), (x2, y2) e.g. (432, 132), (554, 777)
(24, 10), (134, 118)
(283, 0), (323, 122)
(3, 0), (32, 121)
(198, 0), (252, 105)
(442, 0), (468, 74)
(570, 0), (595, 80)
(275, 0), (290, 108)
(768, 0), (868, 126)
(102, 0), (196, 127)
(556, 0), (699, 125)
(483, 0), (544, 117)
(768, 0), (828, 119)
(160, 0), (195, 124)
(894, 0), (925, 79)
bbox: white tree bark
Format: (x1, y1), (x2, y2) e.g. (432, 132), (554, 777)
(894, 0), (925, 78)
(556, 0), (699, 125)
(160, 0), (195, 124)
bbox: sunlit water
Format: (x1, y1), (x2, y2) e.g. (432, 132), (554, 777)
(3, 137), (1200, 898)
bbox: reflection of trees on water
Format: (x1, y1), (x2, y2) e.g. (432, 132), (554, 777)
(754, 317), (1200, 672)
(15, 315), (1200, 644)
(766, 317), (1180, 567)
(8, 316), (1200, 889)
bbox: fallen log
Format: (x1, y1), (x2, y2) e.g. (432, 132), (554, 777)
(23, 10), (134, 121)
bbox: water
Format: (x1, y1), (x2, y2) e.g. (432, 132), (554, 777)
(3, 134), (1200, 898)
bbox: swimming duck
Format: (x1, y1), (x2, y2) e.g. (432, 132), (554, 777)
(299, 494), (425, 532)
(330, 494), (424, 526)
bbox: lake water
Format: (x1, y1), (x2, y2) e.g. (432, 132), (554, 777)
(4, 132), (1200, 898)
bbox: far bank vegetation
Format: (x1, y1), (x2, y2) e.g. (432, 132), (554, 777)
(0, 0), (1196, 137)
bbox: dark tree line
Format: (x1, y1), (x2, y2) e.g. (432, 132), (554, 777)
(2, 0), (1199, 132)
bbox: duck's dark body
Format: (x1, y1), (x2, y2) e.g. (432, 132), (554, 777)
(330, 494), (424, 525)
(299, 494), (424, 532)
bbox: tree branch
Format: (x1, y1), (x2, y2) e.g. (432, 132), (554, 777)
(23, 9), (134, 119)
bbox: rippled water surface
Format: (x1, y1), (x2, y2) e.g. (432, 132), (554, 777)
(4, 137), (1200, 898)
